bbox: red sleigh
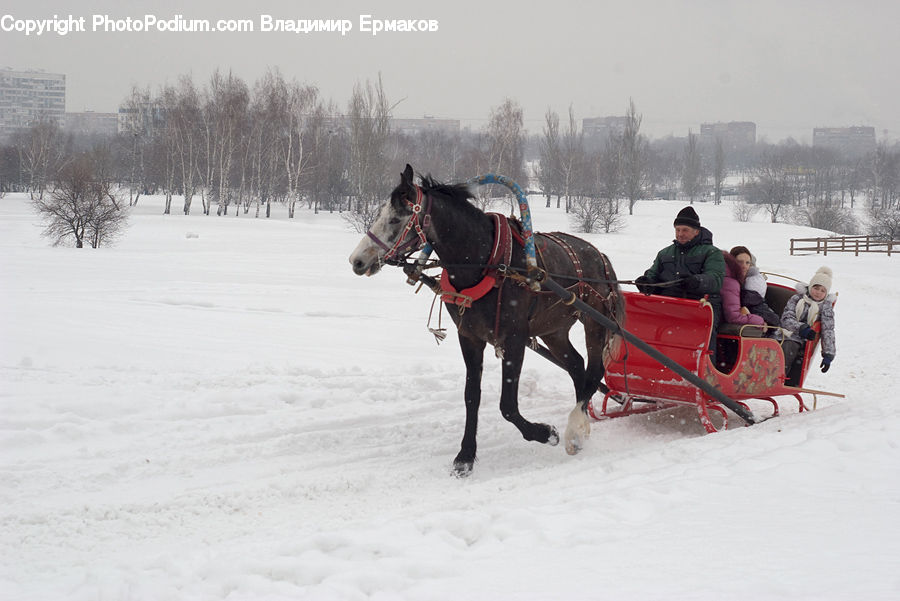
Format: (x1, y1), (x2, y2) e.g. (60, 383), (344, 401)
(589, 278), (841, 432)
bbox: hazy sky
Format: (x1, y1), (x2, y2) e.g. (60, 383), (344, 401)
(2, 0), (898, 143)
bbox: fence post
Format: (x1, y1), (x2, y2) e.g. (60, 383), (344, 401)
(855, 240), (859, 257)
(823, 238), (828, 256)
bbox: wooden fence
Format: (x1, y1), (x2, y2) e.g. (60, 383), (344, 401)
(790, 235), (898, 256)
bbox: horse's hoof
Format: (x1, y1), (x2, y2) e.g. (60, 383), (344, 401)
(452, 460), (474, 478)
(564, 403), (591, 455)
(546, 425), (559, 446)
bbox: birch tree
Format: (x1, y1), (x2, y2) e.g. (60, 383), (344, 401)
(347, 76), (392, 227)
(15, 118), (66, 200)
(486, 98), (527, 187)
(206, 71), (249, 216)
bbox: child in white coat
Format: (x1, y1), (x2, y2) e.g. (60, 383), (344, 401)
(780, 266), (837, 382)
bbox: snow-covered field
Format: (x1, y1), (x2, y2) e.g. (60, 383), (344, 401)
(2, 189), (898, 600)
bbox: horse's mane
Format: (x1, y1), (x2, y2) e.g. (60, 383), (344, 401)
(419, 175), (477, 207)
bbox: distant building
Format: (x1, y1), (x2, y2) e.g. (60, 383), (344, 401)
(393, 116), (460, 136)
(812, 126), (876, 158)
(65, 111), (118, 137)
(699, 121), (756, 153)
(117, 101), (166, 134)
(582, 116), (628, 143)
(319, 114), (459, 137)
(0, 68), (66, 138)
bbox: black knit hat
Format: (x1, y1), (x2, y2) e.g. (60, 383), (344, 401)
(674, 206), (701, 229)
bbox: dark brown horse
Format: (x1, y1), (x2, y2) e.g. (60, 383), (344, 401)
(349, 165), (624, 476)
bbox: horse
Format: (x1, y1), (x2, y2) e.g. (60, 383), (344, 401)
(349, 164), (624, 476)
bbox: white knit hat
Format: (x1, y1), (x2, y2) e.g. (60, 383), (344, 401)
(809, 266), (833, 293)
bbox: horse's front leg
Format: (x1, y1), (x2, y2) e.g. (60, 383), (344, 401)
(499, 340), (560, 446)
(454, 334), (486, 477)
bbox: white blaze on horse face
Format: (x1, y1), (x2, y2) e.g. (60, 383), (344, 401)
(349, 235), (381, 277)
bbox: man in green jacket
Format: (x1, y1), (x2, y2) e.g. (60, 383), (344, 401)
(634, 206), (725, 352)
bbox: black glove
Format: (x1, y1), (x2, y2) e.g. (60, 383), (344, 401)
(799, 325), (817, 341)
(634, 276), (654, 295)
(820, 353), (834, 373)
(681, 274), (703, 291)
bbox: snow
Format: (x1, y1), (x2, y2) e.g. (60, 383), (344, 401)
(1, 192), (898, 600)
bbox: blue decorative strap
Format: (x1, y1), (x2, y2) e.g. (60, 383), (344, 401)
(469, 174), (538, 285)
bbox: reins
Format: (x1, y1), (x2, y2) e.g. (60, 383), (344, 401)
(373, 184), (683, 291)
(397, 255), (684, 289)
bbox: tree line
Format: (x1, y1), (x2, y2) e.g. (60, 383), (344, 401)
(536, 101), (900, 238)
(0, 69), (529, 242)
(0, 71), (898, 246)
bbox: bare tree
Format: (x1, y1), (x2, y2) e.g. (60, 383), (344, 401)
(302, 99), (349, 213)
(401, 126), (461, 184)
(14, 118), (67, 200)
(867, 142), (900, 211)
(570, 192), (624, 234)
(486, 98), (527, 186)
(731, 200), (758, 222)
(596, 134), (622, 208)
(621, 98), (648, 215)
(647, 138), (680, 200)
(32, 154), (128, 248)
(170, 77), (203, 215)
(682, 129), (702, 204)
(0, 144), (18, 196)
(712, 138), (726, 204)
(346, 75), (393, 229)
(747, 147), (792, 223)
(205, 70), (249, 216)
(457, 131), (494, 210)
(571, 135), (627, 234)
(283, 80), (318, 218)
(867, 205), (900, 239)
(559, 105), (584, 213)
(119, 86), (156, 206)
(243, 71), (285, 218)
(158, 85), (180, 215)
(793, 202), (859, 234)
(537, 108), (561, 207)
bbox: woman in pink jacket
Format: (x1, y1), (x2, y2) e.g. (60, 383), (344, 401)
(721, 251), (764, 326)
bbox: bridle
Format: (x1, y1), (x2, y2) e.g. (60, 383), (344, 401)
(366, 185), (432, 265)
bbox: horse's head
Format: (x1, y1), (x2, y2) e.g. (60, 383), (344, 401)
(349, 164), (428, 276)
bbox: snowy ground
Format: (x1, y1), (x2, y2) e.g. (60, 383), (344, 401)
(1, 190), (898, 600)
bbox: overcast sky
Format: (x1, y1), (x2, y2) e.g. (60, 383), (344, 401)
(2, 0), (898, 143)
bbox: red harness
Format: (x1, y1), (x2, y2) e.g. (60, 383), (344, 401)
(439, 213), (513, 308)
